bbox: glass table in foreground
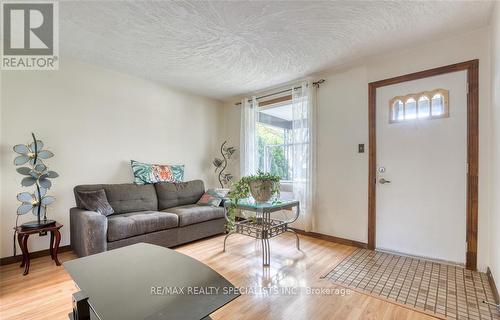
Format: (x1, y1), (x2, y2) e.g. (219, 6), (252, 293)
(64, 243), (240, 320)
(223, 198), (301, 266)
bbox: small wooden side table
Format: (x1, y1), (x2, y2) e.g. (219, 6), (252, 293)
(15, 222), (63, 275)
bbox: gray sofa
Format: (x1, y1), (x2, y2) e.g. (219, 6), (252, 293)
(70, 180), (225, 257)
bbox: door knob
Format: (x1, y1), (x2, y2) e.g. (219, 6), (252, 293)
(379, 178), (391, 184)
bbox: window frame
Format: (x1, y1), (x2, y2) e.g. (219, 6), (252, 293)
(256, 96), (294, 183)
(389, 88), (449, 123)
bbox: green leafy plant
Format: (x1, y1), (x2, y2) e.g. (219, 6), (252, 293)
(226, 170), (281, 230)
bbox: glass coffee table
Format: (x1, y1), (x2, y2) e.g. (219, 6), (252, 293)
(64, 243), (240, 320)
(223, 198), (300, 266)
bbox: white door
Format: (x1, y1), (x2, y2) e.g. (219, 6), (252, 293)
(376, 71), (467, 264)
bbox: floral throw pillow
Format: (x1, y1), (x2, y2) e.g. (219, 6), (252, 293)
(197, 188), (229, 207)
(131, 160), (184, 184)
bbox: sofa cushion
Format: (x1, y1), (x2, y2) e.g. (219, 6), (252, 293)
(164, 204), (224, 227)
(107, 211), (178, 242)
(130, 160), (185, 184)
(74, 184), (158, 214)
(155, 180), (205, 210)
(75, 189), (114, 216)
(197, 188), (229, 207)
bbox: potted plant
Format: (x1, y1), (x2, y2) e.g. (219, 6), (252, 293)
(226, 170), (280, 229)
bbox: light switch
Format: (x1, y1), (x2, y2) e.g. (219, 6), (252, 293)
(358, 144), (365, 153)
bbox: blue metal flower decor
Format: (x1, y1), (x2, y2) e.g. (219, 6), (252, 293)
(14, 133), (58, 229)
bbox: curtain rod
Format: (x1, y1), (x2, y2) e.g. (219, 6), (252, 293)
(234, 79), (325, 106)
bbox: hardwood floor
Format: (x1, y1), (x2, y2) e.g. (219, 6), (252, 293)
(0, 233), (437, 320)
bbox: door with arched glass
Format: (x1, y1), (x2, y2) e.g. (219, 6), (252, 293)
(376, 70), (467, 264)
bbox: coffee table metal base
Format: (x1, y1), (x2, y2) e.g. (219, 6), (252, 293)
(223, 200), (300, 266)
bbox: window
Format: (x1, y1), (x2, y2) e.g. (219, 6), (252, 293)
(389, 89), (449, 123)
(392, 100), (404, 121)
(256, 98), (293, 182)
(405, 97), (417, 120)
(432, 93), (445, 116)
(418, 96), (430, 118)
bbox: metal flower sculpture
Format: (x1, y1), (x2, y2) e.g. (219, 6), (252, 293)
(16, 188), (55, 217)
(213, 141), (235, 188)
(14, 133), (58, 228)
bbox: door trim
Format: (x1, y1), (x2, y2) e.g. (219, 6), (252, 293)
(368, 60), (479, 270)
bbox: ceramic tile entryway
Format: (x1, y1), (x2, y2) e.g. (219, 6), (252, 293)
(324, 249), (500, 320)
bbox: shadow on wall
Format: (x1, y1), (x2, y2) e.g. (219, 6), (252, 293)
(101, 160), (135, 184)
(0, 143), (14, 172)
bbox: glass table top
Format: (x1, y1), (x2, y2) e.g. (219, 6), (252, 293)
(225, 198), (299, 210)
(64, 243), (239, 320)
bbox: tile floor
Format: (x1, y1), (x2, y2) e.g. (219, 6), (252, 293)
(324, 249), (500, 320)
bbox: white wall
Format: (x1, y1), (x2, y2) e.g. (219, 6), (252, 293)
(315, 67), (369, 241)
(489, 3), (500, 283)
(223, 27), (491, 270)
(0, 59), (224, 258)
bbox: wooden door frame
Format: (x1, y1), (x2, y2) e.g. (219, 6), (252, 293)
(368, 60), (479, 270)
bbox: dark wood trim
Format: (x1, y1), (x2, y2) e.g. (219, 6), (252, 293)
(290, 228), (368, 249)
(466, 60), (479, 270)
(368, 83), (377, 250)
(369, 61), (479, 88)
(368, 60), (479, 270)
(487, 267), (500, 304)
(0, 245), (71, 266)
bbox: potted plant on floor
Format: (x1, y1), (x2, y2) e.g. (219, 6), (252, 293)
(226, 170), (281, 229)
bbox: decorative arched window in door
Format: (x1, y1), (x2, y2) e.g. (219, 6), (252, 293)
(389, 89), (449, 123)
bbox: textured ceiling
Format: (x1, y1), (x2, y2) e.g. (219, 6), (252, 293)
(59, 1), (494, 100)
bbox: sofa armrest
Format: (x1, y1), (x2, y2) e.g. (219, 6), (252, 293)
(70, 207), (108, 257)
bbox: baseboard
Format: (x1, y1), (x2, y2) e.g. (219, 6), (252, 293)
(487, 267), (500, 304)
(290, 228), (368, 249)
(0, 245), (71, 266)
(0, 231), (368, 265)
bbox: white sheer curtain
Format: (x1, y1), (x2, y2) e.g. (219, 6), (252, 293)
(291, 81), (316, 232)
(240, 96), (258, 177)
